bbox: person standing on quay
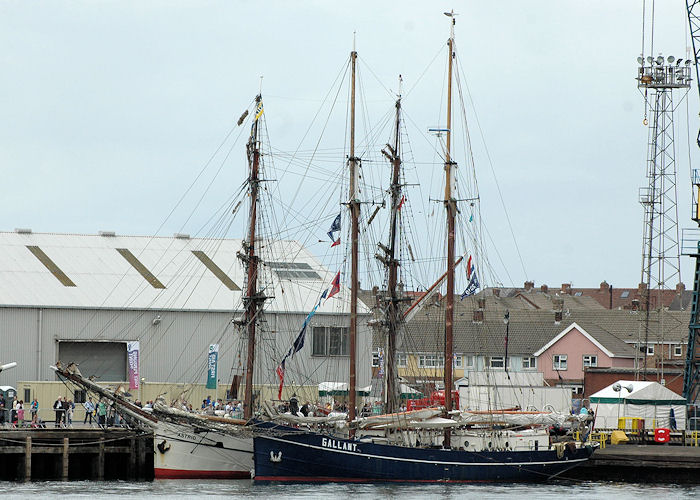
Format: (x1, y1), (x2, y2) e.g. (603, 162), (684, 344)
(83, 398), (95, 425)
(30, 398), (38, 422)
(97, 399), (107, 429)
(53, 396), (64, 428)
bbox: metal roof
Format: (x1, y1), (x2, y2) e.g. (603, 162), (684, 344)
(0, 231), (359, 314)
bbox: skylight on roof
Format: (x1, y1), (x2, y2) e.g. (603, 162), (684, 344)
(574, 292), (582, 296)
(621, 291), (630, 298)
(267, 261), (321, 280)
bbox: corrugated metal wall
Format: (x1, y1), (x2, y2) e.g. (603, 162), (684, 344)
(0, 306), (372, 393)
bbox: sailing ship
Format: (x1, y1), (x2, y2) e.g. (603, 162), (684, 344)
(150, 96), (269, 478)
(252, 13), (596, 482)
(53, 95), (273, 479)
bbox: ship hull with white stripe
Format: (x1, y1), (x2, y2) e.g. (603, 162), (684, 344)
(253, 424), (595, 483)
(154, 421), (253, 479)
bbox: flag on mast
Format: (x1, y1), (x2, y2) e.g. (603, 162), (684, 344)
(327, 212), (341, 247)
(327, 271), (341, 299)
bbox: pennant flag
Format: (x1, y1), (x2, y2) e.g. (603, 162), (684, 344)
(275, 286), (329, 398)
(327, 212), (341, 245)
(397, 195), (406, 210)
(255, 100), (264, 120)
(467, 255), (474, 279)
(327, 271), (341, 299)
(276, 362), (285, 399)
(469, 213), (473, 222)
(460, 272), (480, 300)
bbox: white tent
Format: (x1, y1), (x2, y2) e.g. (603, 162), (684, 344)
(589, 380), (686, 430)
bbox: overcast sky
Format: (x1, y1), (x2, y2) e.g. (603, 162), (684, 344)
(1, 1), (698, 290)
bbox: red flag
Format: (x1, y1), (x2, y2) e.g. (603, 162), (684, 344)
(397, 195), (405, 210)
(331, 238), (340, 247)
(276, 363), (285, 399)
(467, 255), (473, 279)
(327, 271), (341, 299)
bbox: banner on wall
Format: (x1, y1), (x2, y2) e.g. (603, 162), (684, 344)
(206, 344), (219, 390)
(127, 341), (140, 390)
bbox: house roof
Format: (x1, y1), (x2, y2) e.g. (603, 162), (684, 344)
(369, 292), (661, 358)
(0, 231), (364, 314)
(533, 322), (615, 357)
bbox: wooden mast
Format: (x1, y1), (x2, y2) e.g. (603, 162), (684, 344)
(381, 93), (402, 414)
(348, 50), (359, 427)
(443, 13), (456, 449)
(243, 95), (262, 420)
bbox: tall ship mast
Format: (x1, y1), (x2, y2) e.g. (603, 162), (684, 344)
(442, 10), (457, 449)
(348, 49), (359, 426)
(241, 94), (268, 420)
(377, 93), (403, 414)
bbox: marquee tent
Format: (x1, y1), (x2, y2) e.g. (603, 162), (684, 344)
(589, 380), (686, 430)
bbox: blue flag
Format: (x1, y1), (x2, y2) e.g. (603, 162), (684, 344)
(327, 212), (341, 242)
(460, 272), (480, 300)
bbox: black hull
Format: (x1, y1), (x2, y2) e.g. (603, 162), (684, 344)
(253, 424), (596, 483)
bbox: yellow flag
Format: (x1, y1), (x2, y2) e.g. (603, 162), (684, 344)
(255, 101), (264, 120)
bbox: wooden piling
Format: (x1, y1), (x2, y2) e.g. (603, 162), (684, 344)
(62, 437), (69, 480)
(129, 438), (136, 479)
(97, 437), (105, 480)
(24, 435), (31, 481)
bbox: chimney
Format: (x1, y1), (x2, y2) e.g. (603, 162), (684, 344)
(477, 298), (486, 310)
(554, 310), (563, 323)
(561, 283), (572, 295)
(676, 282), (686, 294)
(540, 284), (549, 293)
(473, 309), (484, 323)
(552, 298), (564, 311)
(524, 281), (534, 291)
(492, 288), (501, 297)
(638, 282), (647, 295)
(600, 281), (609, 292)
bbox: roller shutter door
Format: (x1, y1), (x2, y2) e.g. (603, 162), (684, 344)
(58, 341), (127, 382)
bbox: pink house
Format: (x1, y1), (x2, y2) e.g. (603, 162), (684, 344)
(533, 322), (636, 389)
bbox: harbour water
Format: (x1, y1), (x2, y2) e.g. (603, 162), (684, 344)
(0, 480), (696, 499)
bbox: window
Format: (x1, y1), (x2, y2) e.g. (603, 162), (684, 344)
(397, 353), (407, 367)
(372, 350), (380, 367)
(522, 357), (537, 370)
(674, 345), (683, 357)
(312, 326), (348, 356)
(582, 355), (598, 368)
(490, 356), (505, 369)
(620, 291), (630, 298)
(454, 355), (463, 368)
(646, 344), (655, 356)
(553, 354), (567, 370)
(268, 261), (321, 280)
(24, 389), (31, 403)
(463, 355), (474, 369)
(74, 389), (86, 404)
(418, 354), (444, 368)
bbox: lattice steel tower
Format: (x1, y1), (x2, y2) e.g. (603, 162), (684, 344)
(636, 54), (691, 376)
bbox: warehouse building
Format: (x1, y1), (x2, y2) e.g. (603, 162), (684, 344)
(0, 230), (371, 407)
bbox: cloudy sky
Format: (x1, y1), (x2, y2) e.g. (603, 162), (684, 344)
(1, 1), (698, 290)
